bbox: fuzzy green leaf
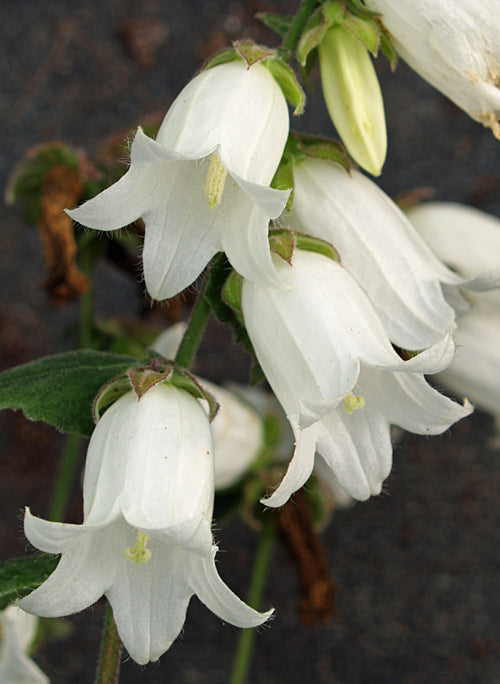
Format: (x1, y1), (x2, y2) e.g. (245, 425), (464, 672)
(0, 555), (59, 610)
(0, 350), (139, 436)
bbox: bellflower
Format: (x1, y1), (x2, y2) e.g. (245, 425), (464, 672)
(19, 384), (271, 665)
(67, 60), (290, 300)
(290, 158), (500, 350)
(241, 248), (470, 503)
(153, 324), (265, 489)
(364, 0), (500, 137)
(0, 607), (48, 684)
(409, 202), (500, 418)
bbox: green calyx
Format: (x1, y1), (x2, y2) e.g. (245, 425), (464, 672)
(93, 356), (219, 423)
(297, 0), (396, 67)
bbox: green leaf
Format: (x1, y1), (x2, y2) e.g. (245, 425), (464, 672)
(0, 555), (59, 610)
(256, 12), (294, 37)
(0, 350), (140, 436)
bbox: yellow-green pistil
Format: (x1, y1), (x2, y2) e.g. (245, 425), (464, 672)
(205, 153), (228, 208)
(125, 531), (152, 565)
(344, 391), (365, 415)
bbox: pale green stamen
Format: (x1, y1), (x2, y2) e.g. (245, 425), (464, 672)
(205, 153), (227, 209)
(125, 531), (152, 565)
(344, 391), (365, 415)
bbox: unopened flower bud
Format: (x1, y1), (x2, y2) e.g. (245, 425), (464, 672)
(319, 25), (387, 176)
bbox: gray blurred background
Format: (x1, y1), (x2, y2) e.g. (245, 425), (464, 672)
(0, 1), (498, 682)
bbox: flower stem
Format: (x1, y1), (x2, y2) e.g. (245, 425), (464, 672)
(95, 604), (123, 684)
(229, 521), (275, 684)
(281, 0), (320, 57)
(175, 253), (229, 369)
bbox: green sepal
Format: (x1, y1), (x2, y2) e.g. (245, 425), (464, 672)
(127, 363), (174, 400)
(256, 12), (294, 37)
(0, 350), (139, 436)
(295, 134), (351, 171)
(295, 232), (340, 263)
(0, 555), (60, 610)
(342, 13), (380, 55)
(92, 374), (136, 423)
(170, 368), (219, 422)
(379, 29), (398, 70)
(202, 47), (242, 72)
(263, 55), (306, 115)
(297, 1), (345, 66)
(269, 228), (295, 265)
(222, 270), (244, 313)
(235, 40), (276, 66)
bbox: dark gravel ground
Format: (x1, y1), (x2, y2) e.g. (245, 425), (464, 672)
(0, 1), (499, 682)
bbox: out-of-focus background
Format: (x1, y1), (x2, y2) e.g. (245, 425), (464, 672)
(0, 1), (499, 681)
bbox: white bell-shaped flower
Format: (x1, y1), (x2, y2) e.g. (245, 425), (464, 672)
(364, 0), (500, 137)
(242, 249), (470, 504)
(0, 607), (48, 684)
(19, 384), (271, 665)
(290, 158), (500, 350)
(242, 248), (456, 429)
(67, 60), (290, 300)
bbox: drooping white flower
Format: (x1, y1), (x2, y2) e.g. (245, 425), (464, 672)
(0, 607), (48, 684)
(67, 60), (290, 300)
(153, 324), (264, 490)
(409, 202), (500, 418)
(241, 248), (470, 503)
(318, 25), (387, 176)
(364, 0), (500, 137)
(290, 158), (500, 350)
(19, 384), (271, 665)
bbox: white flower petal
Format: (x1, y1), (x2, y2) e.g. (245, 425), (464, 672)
(85, 385), (214, 530)
(361, 368), (473, 434)
(156, 61), (289, 184)
(106, 536), (193, 665)
(292, 159), (459, 349)
(190, 547), (274, 627)
(19, 519), (119, 617)
(0, 608), (48, 684)
(262, 422), (317, 508)
(438, 306), (500, 417)
(315, 410), (388, 501)
(66, 162), (158, 231)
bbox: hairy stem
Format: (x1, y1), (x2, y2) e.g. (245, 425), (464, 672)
(229, 522), (275, 684)
(95, 604), (123, 684)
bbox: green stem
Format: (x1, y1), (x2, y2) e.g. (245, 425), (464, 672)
(95, 604), (123, 684)
(175, 253), (229, 369)
(229, 522), (276, 684)
(282, 0), (320, 56)
(48, 432), (84, 522)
